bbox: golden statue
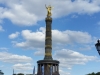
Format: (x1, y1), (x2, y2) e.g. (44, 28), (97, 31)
(45, 4), (52, 17)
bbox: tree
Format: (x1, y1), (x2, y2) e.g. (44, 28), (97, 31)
(96, 72), (100, 75)
(87, 73), (92, 75)
(86, 72), (100, 75)
(17, 73), (24, 75)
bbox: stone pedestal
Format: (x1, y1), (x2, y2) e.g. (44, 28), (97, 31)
(37, 60), (60, 75)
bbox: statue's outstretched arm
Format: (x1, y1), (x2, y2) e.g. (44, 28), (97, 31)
(45, 4), (47, 9)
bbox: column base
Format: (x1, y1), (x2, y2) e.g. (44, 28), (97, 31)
(37, 60), (60, 75)
(44, 56), (53, 60)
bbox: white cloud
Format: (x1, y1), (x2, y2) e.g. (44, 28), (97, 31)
(0, 0), (100, 26)
(0, 52), (32, 63)
(0, 47), (8, 51)
(13, 28), (45, 49)
(54, 49), (97, 69)
(13, 63), (33, 70)
(12, 27), (95, 49)
(97, 21), (100, 25)
(0, 65), (4, 68)
(52, 29), (93, 44)
(79, 45), (92, 50)
(34, 49), (44, 56)
(59, 69), (70, 75)
(3, 4), (38, 26)
(9, 32), (20, 39)
(0, 25), (4, 31)
(71, 15), (78, 18)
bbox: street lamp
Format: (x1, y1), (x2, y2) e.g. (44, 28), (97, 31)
(95, 39), (100, 55)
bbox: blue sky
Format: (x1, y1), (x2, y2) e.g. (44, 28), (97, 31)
(0, 0), (100, 75)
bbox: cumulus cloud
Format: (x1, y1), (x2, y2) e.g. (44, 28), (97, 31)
(0, 0), (100, 26)
(79, 45), (92, 50)
(0, 25), (4, 31)
(12, 27), (95, 50)
(9, 32), (20, 39)
(13, 27), (45, 49)
(52, 29), (93, 44)
(0, 52), (32, 63)
(13, 63), (33, 70)
(59, 69), (70, 75)
(34, 49), (44, 56)
(54, 49), (97, 69)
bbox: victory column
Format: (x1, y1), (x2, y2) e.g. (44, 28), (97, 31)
(37, 5), (60, 75)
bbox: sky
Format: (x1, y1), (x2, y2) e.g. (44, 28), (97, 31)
(0, 0), (100, 75)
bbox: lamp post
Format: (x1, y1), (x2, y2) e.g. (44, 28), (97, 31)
(95, 39), (100, 55)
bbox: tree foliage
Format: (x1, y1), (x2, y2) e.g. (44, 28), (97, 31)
(87, 72), (100, 75)
(17, 73), (24, 75)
